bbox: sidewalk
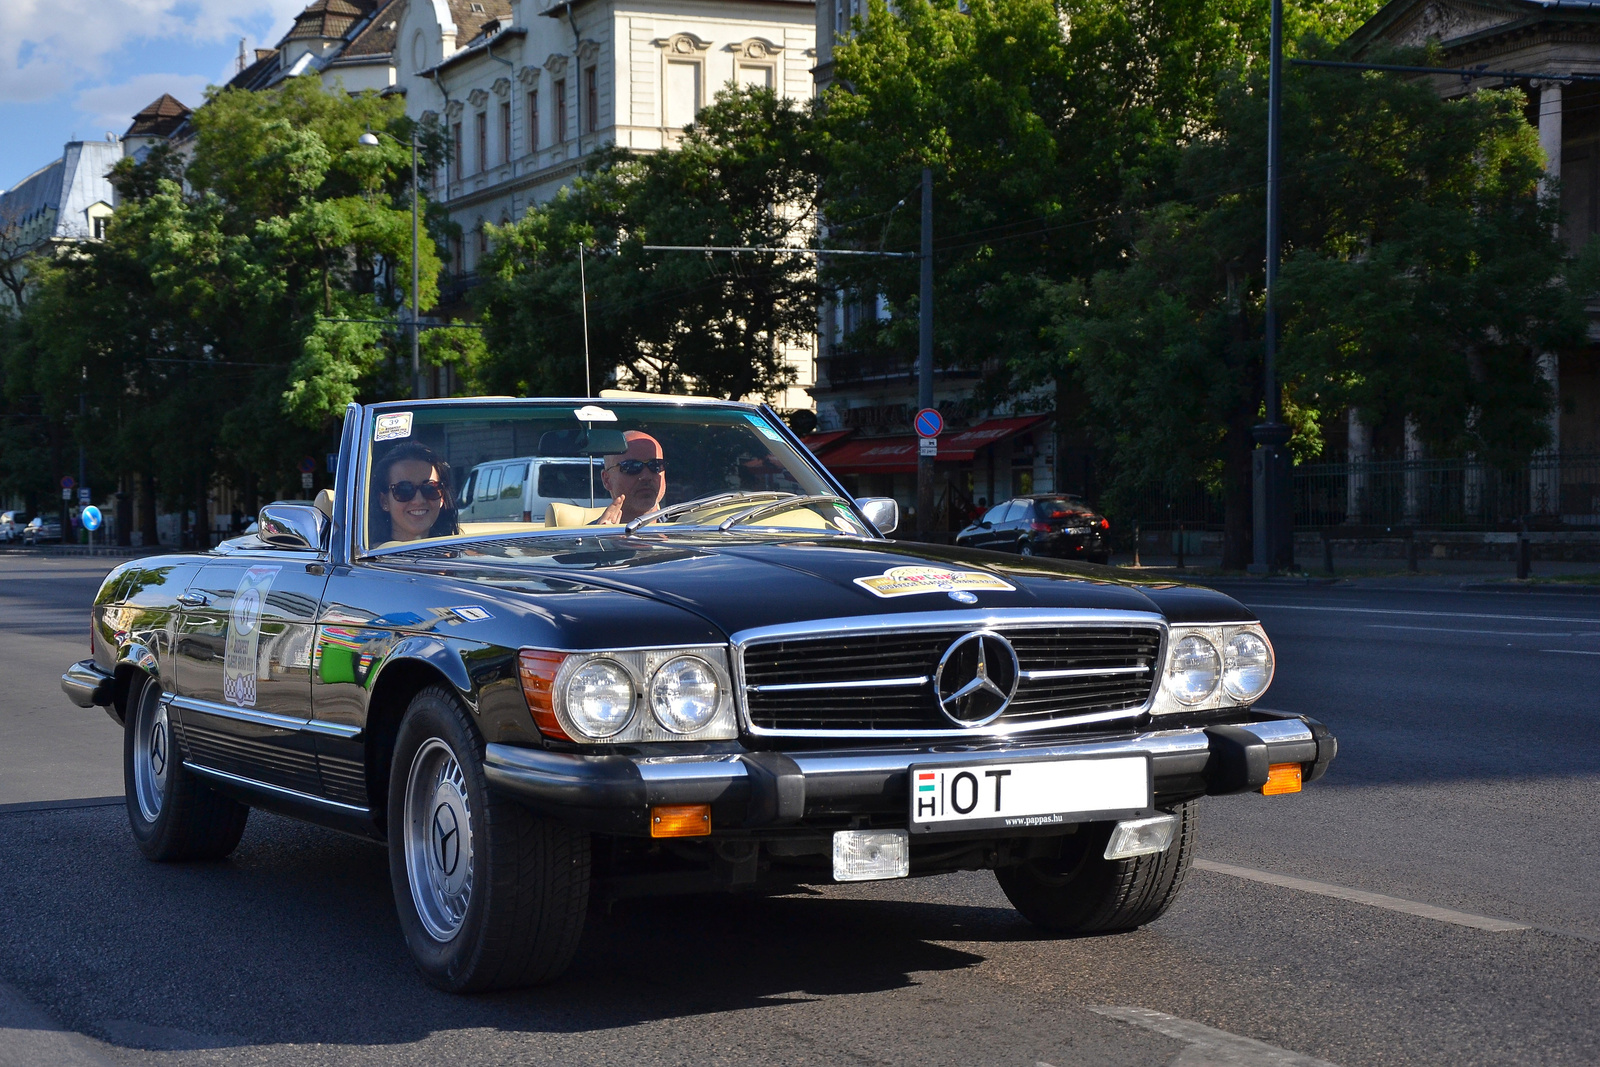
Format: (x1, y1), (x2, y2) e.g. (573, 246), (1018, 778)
(1110, 552), (1600, 595)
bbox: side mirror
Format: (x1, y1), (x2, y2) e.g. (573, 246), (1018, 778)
(258, 503), (328, 551)
(979, 520), (992, 529)
(856, 497), (898, 536)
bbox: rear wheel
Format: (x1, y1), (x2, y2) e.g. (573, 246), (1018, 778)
(124, 675), (249, 861)
(388, 685), (591, 992)
(1020, 543), (1034, 557)
(995, 801), (1197, 934)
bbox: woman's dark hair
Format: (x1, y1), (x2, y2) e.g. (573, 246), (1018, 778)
(370, 441), (460, 543)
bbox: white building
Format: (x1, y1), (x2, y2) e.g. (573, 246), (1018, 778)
(0, 136), (122, 310)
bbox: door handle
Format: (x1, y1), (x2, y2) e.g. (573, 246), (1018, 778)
(176, 593), (209, 607)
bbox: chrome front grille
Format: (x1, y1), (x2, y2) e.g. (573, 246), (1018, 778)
(738, 623), (1163, 735)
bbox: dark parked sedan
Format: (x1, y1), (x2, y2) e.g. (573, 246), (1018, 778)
(956, 494), (1112, 562)
(63, 396), (1333, 993)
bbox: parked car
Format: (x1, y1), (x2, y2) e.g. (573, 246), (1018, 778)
(456, 455), (606, 525)
(63, 396), (1335, 993)
(23, 517), (62, 545)
(0, 511), (17, 542)
(956, 494), (1112, 562)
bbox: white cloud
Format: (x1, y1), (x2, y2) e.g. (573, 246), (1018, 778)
(74, 73), (214, 136)
(0, 0), (305, 104)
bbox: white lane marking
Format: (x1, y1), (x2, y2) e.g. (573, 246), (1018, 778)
(1542, 649), (1600, 656)
(1367, 624), (1582, 637)
(1247, 603), (1600, 625)
(1090, 1006), (1340, 1067)
(1194, 860), (1530, 932)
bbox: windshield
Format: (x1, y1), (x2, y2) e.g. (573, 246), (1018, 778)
(361, 400), (870, 550)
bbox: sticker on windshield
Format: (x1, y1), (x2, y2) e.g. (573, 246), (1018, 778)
(743, 412), (783, 441)
(854, 565), (1015, 599)
(573, 405), (617, 422)
(224, 564), (281, 707)
(374, 412), (413, 441)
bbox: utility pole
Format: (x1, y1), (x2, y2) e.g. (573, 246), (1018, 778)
(1252, 0), (1292, 573)
(411, 129), (422, 399)
(916, 166), (935, 542)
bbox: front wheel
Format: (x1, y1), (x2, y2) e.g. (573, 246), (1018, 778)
(1020, 543), (1034, 557)
(995, 801), (1197, 934)
(124, 675), (249, 861)
(388, 686), (591, 992)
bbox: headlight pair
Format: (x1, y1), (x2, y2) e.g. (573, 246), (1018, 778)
(1151, 624), (1274, 714)
(521, 645), (736, 742)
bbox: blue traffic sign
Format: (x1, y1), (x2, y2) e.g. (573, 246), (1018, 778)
(914, 408), (944, 439)
(298, 456), (317, 474)
(80, 505), (102, 531)
(60, 475), (75, 490)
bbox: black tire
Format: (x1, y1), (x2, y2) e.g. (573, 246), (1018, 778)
(1020, 544), (1034, 557)
(123, 674), (249, 862)
(387, 685), (590, 992)
(995, 801), (1197, 934)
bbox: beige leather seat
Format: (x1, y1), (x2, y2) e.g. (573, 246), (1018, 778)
(313, 489), (335, 519)
(545, 502), (609, 527)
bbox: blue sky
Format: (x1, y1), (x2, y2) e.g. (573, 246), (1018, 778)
(1, 0), (304, 191)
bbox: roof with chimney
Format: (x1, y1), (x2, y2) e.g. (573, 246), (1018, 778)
(286, 0), (381, 41)
(343, 0), (408, 57)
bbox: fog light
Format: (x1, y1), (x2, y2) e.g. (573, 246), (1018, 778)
(1104, 814), (1177, 860)
(1262, 763), (1302, 795)
(650, 804), (711, 837)
(832, 830), (910, 882)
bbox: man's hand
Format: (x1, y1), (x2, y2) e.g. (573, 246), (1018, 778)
(598, 493), (628, 525)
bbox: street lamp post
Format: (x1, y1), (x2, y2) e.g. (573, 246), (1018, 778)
(1252, 0), (1293, 573)
(360, 128), (423, 399)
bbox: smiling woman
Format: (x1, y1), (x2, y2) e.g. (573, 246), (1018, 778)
(371, 441), (460, 544)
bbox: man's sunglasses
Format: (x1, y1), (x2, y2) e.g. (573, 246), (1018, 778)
(608, 458), (666, 476)
(386, 480), (444, 502)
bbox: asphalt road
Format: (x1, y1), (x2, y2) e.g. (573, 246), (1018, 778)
(2, 551), (1597, 1066)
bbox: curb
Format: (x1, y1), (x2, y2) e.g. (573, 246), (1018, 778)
(1458, 581), (1600, 596)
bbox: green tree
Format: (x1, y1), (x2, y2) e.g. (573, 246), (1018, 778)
(472, 87), (823, 401)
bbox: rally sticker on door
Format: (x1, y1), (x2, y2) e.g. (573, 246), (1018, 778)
(853, 565), (1014, 598)
(224, 565), (281, 707)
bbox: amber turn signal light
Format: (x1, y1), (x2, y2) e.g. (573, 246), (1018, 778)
(650, 804), (711, 838)
(518, 649), (571, 741)
(1262, 762), (1302, 795)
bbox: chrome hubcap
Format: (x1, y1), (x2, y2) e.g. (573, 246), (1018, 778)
(132, 691), (170, 823)
(403, 738), (474, 942)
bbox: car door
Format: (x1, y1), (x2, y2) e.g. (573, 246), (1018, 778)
(499, 460), (529, 521)
(970, 503), (1009, 549)
(172, 553), (330, 795)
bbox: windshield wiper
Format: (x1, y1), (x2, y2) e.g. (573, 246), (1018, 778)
(623, 491), (793, 534)
(717, 495), (845, 532)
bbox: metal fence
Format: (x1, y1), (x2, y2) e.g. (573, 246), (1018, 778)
(1117, 453), (1600, 531)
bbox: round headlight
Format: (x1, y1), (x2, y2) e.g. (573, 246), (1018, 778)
(564, 659), (634, 738)
(1223, 630), (1273, 702)
(1167, 634), (1221, 706)
(649, 656), (721, 734)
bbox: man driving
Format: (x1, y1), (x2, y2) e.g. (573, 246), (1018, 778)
(595, 430), (667, 525)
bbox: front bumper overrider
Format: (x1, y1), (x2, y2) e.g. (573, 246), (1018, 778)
(483, 711), (1336, 836)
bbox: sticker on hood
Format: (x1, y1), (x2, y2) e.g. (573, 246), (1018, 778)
(853, 565), (1014, 599)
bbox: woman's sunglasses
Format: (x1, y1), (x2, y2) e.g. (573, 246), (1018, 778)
(386, 480), (444, 503)
(608, 458), (666, 476)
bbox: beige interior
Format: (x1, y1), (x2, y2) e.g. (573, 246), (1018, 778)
(458, 521), (545, 535)
(313, 489), (334, 518)
(545, 502), (610, 527)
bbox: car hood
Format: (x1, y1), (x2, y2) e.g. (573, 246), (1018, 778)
(376, 534), (1253, 638)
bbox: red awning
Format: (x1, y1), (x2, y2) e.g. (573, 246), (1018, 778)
(815, 435), (920, 474)
(801, 429), (855, 455)
(938, 415), (1051, 462)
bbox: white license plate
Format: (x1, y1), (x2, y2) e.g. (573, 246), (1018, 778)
(908, 755), (1151, 833)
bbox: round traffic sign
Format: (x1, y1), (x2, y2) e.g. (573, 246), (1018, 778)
(60, 475), (75, 490)
(914, 408), (944, 439)
(298, 456), (317, 474)
(80, 505), (102, 531)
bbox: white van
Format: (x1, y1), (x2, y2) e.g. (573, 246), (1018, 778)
(457, 457), (606, 523)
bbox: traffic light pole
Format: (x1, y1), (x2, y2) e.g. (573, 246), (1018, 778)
(916, 167), (935, 542)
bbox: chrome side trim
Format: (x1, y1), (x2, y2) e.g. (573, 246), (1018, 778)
(170, 695), (308, 732)
(183, 762), (371, 817)
(635, 756), (749, 781)
(1021, 665), (1150, 681)
(303, 719), (363, 739)
(748, 676), (929, 694)
(732, 611), (1167, 740)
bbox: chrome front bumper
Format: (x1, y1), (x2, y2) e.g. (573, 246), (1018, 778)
(483, 712), (1336, 836)
(61, 660), (114, 709)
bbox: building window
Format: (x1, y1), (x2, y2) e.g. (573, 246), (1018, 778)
(737, 64), (773, 89)
(555, 79), (567, 142)
(476, 224), (488, 260)
(500, 101), (511, 164)
(527, 90), (539, 151)
(451, 122), (463, 182)
(585, 66), (598, 134)
(451, 233), (463, 274)
(91, 216), (107, 240)
(475, 111), (487, 173)
(665, 60), (700, 130)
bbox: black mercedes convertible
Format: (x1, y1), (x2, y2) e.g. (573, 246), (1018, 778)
(63, 396), (1335, 992)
